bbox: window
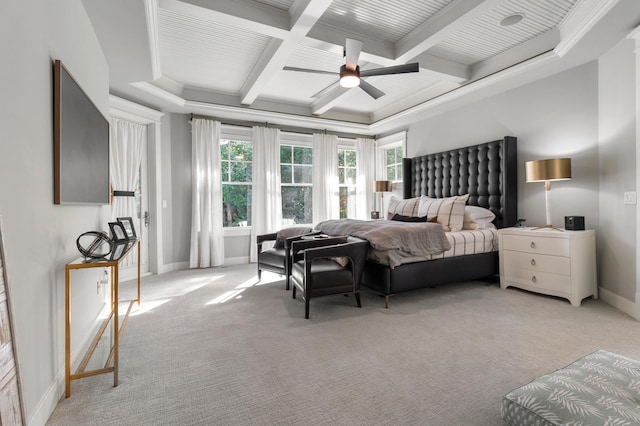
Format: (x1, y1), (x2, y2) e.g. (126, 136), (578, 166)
(385, 146), (403, 181)
(338, 148), (357, 218)
(280, 144), (312, 224)
(376, 131), (407, 183)
(221, 139), (252, 227)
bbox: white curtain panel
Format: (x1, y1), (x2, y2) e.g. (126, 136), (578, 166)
(249, 126), (282, 263)
(109, 118), (145, 267)
(312, 133), (339, 223)
(190, 118), (224, 268)
(355, 137), (375, 220)
(110, 118), (145, 222)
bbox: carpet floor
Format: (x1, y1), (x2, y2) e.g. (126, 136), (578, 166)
(47, 264), (640, 425)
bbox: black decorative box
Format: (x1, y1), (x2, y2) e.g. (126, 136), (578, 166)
(565, 216), (585, 231)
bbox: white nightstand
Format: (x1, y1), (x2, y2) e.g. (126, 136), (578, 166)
(498, 227), (597, 306)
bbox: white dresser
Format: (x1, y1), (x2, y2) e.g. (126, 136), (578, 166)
(498, 227), (597, 306)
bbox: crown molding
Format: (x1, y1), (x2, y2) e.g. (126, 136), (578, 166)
(131, 81), (186, 107)
(185, 100), (373, 135)
(109, 95), (164, 123)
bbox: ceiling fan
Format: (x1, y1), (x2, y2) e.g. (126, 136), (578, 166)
(283, 39), (419, 100)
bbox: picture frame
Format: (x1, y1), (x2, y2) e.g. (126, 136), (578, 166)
(108, 221), (129, 243)
(116, 217), (137, 240)
(110, 242), (129, 260)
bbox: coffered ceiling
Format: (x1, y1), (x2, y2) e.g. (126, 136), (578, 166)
(83, 0), (640, 134)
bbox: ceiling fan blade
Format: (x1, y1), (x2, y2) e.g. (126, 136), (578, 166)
(311, 80), (341, 98)
(360, 62), (419, 77)
(283, 66), (338, 76)
(344, 39), (363, 70)
(359, 79), (385, 99)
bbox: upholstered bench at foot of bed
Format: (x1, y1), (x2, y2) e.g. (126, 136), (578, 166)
(502, 350), (640, 425)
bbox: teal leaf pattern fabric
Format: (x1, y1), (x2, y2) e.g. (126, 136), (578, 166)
(502, 350), (640, 425)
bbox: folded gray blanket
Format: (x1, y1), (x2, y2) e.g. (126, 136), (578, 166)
(315, 219), (451, 268)
(274, 226), (313, 248)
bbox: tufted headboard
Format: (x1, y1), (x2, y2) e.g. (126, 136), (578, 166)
(402, 136), (517, 229)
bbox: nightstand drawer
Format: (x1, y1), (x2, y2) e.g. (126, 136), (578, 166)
(503, 268), (571, 294)
(502, 251), (570, 275)
(502, 234), (570, 256)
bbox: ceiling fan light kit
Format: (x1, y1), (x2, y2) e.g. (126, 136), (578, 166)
(339, 64), (360, 88)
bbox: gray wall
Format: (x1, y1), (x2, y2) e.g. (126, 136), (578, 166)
(162, 113), (254, 265)
(406, 54), (636, 305)
(598, 37), (637, 301)
(160, 113), (192, 266)
(0, 0), (110, 423)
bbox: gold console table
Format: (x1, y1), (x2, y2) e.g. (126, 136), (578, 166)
(65, 239), (140, 398)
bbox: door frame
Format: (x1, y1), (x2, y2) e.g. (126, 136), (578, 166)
(109, 95), (164, 276)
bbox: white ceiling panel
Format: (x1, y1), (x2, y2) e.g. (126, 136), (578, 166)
(85, 0), (635, 126)
(431, 0), (578, 65)
(320, 0), (453, 43)
(158, 7), (272, 92)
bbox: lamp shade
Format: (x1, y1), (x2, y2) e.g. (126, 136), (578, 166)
(525, 158), (571, 182)
(374, 180), (392, 192)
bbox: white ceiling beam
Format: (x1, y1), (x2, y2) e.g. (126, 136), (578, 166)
(160, 0), (290, 39)
(410, 53), (469, 83)
(144, 0), (162, 80)
(471, 29), (560, 81)
(555, 0), (619, 57)
(305, 24), (397, 66)
(310, 85), (350, 115)
(395, 0), (505, 64)
(240, 0), (333, 105)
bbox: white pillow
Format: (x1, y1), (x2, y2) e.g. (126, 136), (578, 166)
(418, 194), (469, 232)
(386, 196), (420, 218)
(463, 222), (497, 230)
(463, 206), (496, 224)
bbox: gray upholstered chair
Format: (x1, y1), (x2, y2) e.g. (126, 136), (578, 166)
(290, 236), (368, 319)
(256, 227), (317, 290)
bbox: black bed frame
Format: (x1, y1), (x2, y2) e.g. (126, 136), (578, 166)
(362, 136), (518, 307)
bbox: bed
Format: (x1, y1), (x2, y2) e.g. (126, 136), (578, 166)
(326, 136), (517, 307)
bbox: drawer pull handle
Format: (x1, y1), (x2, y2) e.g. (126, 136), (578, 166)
(530, 241), (536, 249)
(531, 259), (536, 266)
(531, 276), (537, 283)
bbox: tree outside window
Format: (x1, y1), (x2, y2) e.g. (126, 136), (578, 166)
(386, 146), (403, 181)
(280, 144), (312, 224)
(338, 148), (357, 218)
(221, 139), (252, 227)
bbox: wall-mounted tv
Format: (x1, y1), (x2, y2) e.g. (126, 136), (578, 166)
(53, 59), (110, 205)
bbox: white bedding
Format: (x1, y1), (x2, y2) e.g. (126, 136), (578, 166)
(368, 228), (498, 266)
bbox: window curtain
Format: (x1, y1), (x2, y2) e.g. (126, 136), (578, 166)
(190, 118), (224, 268)
(250, 126), (282, 263)
(312, 133), (339, 223)
(355, 137), (375, 220)
(110, 118), (145, 267)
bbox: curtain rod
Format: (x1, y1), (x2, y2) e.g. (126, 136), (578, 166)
(189, 113), (373, 140)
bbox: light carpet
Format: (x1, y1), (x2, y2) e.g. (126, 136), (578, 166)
(47, 264), (640, 425)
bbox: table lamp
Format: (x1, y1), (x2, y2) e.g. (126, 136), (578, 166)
(374, 180), (392, 219)
(525, 158), (571, 230)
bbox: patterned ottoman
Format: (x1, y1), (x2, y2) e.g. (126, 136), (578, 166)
(502, 350), (640, 425)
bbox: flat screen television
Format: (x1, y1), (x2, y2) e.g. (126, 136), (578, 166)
(53, 59), (110, 205)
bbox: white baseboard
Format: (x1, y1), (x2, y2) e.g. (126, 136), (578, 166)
(29, 312), (106, 426)
(157, 261), (189, 274)
(599, 286), (639, 320)
(224, 256), (250, 266)
(157, 258), (250, 274)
